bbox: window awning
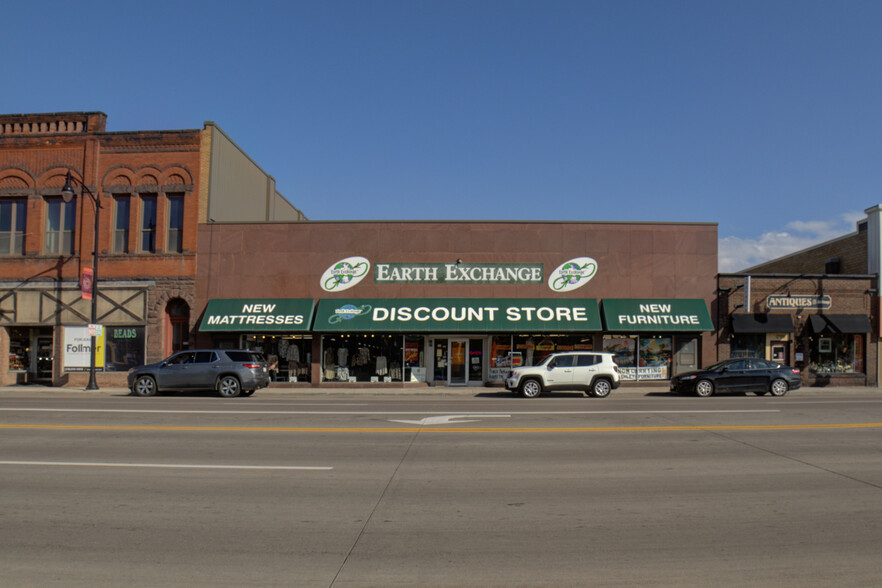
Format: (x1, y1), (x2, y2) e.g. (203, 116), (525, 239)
(808, 314), (872, 334)
(312, 298), (602, 332)
(601, 299), (714, 332)
(731, 313), (794, 333)
(199, 299), (314, 332)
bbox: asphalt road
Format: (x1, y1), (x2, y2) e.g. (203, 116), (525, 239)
(2, 389), (881, 587)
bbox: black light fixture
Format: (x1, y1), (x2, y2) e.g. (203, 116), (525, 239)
(62, 170), (101, 391)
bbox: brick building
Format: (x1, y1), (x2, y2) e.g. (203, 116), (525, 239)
(0, 112), (304, 386)
(717, 206), (880, 387)
(194, 220), (719, 388)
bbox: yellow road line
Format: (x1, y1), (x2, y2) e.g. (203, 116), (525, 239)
(1, 423), (882, 433)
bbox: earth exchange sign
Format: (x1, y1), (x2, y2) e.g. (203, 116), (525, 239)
(320, 257), (598, 292)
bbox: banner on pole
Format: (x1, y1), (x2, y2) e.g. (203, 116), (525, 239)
(81, 268), (94, 300)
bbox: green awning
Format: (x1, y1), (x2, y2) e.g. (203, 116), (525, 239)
(601, 299), (713, 332)
(313, 298), (602, 332)
(199, 299), (314, 332)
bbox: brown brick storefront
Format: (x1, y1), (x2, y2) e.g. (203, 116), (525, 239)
(717, 274), (877, 387)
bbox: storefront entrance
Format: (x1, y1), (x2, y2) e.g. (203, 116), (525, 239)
(7, 327), (53, 383)
(433, 337), (485, 386)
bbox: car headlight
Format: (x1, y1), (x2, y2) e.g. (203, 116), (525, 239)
(680, 375), (696, 380)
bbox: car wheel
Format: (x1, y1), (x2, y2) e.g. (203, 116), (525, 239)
(590, 378), (612, 398)
(217, 376), (241, 398)
(695, 379), (715, 397)
(769, 378), (789, 397)
(520, 378), (543, 398)
(133, 375), (157, 397)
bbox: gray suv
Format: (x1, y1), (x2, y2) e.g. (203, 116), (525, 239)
(128, 349), (270, 398)
(505, 351), (621, 398)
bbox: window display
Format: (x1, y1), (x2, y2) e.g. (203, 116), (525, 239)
(513, 334), (594, 366)
(104, 326), (145, 372)
(603, 335), (672, 381)
(322, 334), (418, 383)
(8, 327), (28, 372)
(242, 334), (312, 382)
(404, 336), (425, 382)
(489, 335), (512, 382)
(638, 336), (672, 380)
(810, 334), (863, 374)
(731, 334), (764, 359)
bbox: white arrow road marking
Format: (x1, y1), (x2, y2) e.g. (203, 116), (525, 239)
(389, 415), (511, 425)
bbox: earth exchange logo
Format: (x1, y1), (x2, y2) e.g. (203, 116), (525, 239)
(321, 257), (371, 292)
(548, 257), (598, 292)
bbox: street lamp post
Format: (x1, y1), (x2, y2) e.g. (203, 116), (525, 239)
(61, 170), (100, 390)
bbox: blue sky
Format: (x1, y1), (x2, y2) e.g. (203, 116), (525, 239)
(4, 1), (880, 271)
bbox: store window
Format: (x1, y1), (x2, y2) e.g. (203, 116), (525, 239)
(167, 193), (184, 253)
(0, 199), (26, 255)
(104, 326), (145, 372)
(322, 334), (408, 383)
(730, 334), (764, 359)
(45, 197), (76, 254)
(514, 335), (594, 366)
(489, 335), (513, 382)
(7, 326), (52, 379)
(602, 335), (671, 381)
(113, 196), (130, 253)
(140, 194), (157, 252)
(638, 336), (672, 380)
(810, 334), (864, 374)
(404, 336), (426, 382)
(242, 334), (312, 382)
(8, 327), (29, 373)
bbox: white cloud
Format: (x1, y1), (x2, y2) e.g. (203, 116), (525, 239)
(718, 212), (863, 273)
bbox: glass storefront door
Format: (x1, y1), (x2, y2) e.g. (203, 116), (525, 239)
(449, 339), (467, 385)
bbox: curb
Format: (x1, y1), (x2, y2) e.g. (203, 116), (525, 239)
(1, 385), (878, 397)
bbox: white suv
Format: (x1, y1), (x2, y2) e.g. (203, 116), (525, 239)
(505, 351), (621, 398)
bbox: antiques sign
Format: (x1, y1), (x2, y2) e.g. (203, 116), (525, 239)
(767, 294), (831, 310)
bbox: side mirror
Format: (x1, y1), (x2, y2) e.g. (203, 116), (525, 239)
(548, 361), (557, 369)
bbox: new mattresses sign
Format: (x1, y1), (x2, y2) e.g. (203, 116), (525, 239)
(320, 257), (598, 292)
(200, 299), (315, 331)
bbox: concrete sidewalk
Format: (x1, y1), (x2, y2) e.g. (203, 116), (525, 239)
(1, 383), (877, 396)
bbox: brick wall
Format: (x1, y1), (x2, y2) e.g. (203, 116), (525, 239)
(745, 230), (867, 275)
(0, 112), (204, 385)
(717, 274), (877, 386)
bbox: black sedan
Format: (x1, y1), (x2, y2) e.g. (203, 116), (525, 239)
(670, 358), (801, 397)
